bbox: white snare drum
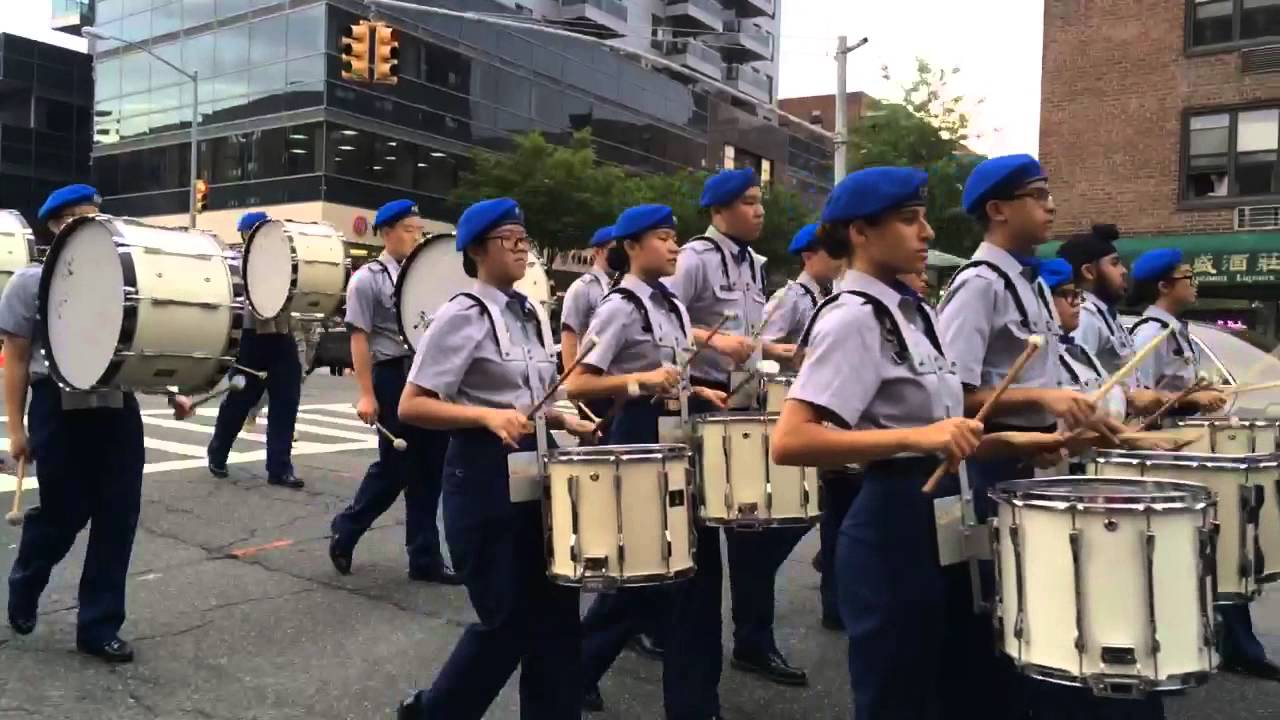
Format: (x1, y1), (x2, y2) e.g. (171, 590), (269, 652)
(1172, 417), (1278, 455)
(39, 215), (241, 392)
(1095, 449), (1272, 600)
(242, 219), (347, 320)
(763, 374), (796, 414)
(0, 209), (33, 296)
(546, 444), (695, 591)
(693, 413), (820, 528)
(991, 477), (1217, 698)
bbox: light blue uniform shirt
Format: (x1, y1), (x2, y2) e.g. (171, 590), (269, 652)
(560, 266), (611, 334)
(1072, 290), (1135, 378)
(790, 270), (962, 430)
(408, 281), (557, 411)
(345, 252), (410, 363)
(663, 225), (767, 385)
(583, 274), (693, 375)
(1131, 305), (1198, 392)
(938, 242), (1061, 428)
(761, 271), (824, 344)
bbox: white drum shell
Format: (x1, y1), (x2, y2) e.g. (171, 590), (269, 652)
(546, 444), (694, 589)
(0, 209), (33, 297)
(694, 413), (820, 527)
(243, 220), (346, 320)
(764, 375), (796, 414)
(40, 216), (238, 392)
(992, 477), (1216, 695)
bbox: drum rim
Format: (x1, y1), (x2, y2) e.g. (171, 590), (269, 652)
(1095, 448), (1277, 468)
(990, 475), (1215, 508)
(694, 412), (777, 423)
(241, 218), (298, 321)
(1174, 417), (1279, 429)
(394, 232), (455, 351)
(549, 443), (692, 461)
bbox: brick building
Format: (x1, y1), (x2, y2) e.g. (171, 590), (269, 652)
(1040, 0), (1280, 334)
(778, 91), (871, 133)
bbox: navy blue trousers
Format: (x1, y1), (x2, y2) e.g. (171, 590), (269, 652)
(8, 381), (144, 645)
(1220, 603), (1269, 665)
(416, 429), (581, 720)
(331, 359), (446, 574)
(818, 468), (861, 624)
(207, 330), (301, 478)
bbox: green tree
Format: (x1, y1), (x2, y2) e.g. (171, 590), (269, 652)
(848, 58), (986, 257)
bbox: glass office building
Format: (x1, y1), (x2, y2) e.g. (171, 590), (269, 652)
(87, 0), (831, 245)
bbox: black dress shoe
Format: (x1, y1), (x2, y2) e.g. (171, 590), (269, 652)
(583, 687), (604, 712)
(409, 566), (463, 585)
(396, 692), (423, 720)
(628, 633), (664, 660)
(267, 474), (304, 489)
(77, 637), (134, 663)
(730, 649), (809, 686)
(811, 551), (822, 573)
(1223, 657), (1280, 682)
(821, 614), (845, 632)
(207, 460), (229, 479)
(329, 536), (352, 576)
(8, 607), (35, 635)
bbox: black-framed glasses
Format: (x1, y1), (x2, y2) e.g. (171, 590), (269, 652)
(1052, 288), (1085, 305)
(487, 233), (531, 251)
(1168, 274), (1198, 287)
(1012, 187), (1054, 204)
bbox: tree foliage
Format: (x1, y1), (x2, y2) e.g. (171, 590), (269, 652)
(847, 58), (987, 258)
(451, 130), (817, 276)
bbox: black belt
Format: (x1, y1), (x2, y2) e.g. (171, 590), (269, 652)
(374, 356), (411, 370)
(984, 421), (1057, 434)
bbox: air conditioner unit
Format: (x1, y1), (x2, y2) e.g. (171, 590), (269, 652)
(1241, 44), (1280, 75)
(1235, 205), (1280, 230)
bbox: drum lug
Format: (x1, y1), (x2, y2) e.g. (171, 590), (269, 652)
(568, 474), (581, 566)
(759, 423), (773, 515)
(1010, 520), (1028, 646)
(1143, 522), (1161, 679)
(1237, 487), (1254, 585)
(1197, 524), (1216, 651)
(721, 432), (734, 521)
(1068, 528), (1085, 659)
(614, 467), (626, 576)
(989, 519), (1004, 641)
(660, 468), (672, 567)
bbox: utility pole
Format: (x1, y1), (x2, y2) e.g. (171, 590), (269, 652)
(833, 36), (868, 183)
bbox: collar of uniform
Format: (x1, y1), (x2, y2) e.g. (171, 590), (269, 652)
(1081, 289), (1109, 316)
(470, 280), (517, 309)
(620, 273), (667, 303)
(844, 269), (917, 314)
(973, 241), (1030, 281)
(378, 251), (402, 274)
(589, 266), (612, 287)
(704, 225), (752, 266)
(1143, 304), (1183, 329)
(796, 271), (822, 297)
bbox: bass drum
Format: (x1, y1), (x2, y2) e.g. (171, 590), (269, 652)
(242, 219), (347, 320)
(395, 232), (551, 350)
(0, 209), (33, 297)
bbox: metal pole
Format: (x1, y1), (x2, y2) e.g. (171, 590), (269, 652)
(189, 70), (199, 228)
(833, 35), (848, 183)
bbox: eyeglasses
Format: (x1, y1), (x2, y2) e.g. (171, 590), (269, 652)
(1053, 288), (1085, 305)
(487, 233), (531, 251)
(1167, 274), (1198, 287)
(1012, 187), (1054, 205)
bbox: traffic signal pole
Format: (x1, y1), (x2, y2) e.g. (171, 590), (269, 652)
(189, 69), (199, 227)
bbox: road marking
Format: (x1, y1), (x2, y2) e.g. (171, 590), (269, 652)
(144, 437), (209, 457)
(226, 539), (294, 558)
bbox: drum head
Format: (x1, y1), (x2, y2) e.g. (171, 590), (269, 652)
(396, 233), (471, 350)
(39, 217), (125, 390)
(243, 219), (295, 319)
(992, 476), (1214, 508)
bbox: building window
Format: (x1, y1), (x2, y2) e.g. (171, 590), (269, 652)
(1185, 107), (1280, 200)
(1189, 0), (1280, 48)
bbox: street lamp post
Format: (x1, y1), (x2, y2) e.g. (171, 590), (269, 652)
(82, 27), (201, 228)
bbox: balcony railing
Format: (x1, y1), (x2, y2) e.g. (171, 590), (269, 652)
(724, 19), (773, 52)
(726, 65), (772, 97)
(562, 0), (628, 22)
(668, 39), (723, 70)
(667, 0), (723, 14)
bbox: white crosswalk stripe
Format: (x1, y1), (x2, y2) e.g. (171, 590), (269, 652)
(0, 403), (377, 493)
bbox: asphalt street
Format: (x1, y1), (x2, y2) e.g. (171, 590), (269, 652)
(0, 374), (1277, 719)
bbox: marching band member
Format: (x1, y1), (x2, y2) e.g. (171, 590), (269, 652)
(205, 211), (304, 489)
(395, 197), (595, 720)
(760, 223), (841, 344)
(329, 200), (458, 584)
(1128, 249), (1280, 683)
(4, 185), (144, 662)
(1056, 224), (1167, 415)
(560, 225), (623, 443)
(771, 166), (1062, 718)
(564, 204), (727, 714)
(664, 167), (805, 701)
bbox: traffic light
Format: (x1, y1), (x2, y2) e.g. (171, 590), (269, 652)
(194, 179), (208, 213)
(341, 20), (371, 81)
(372, 22), (399, 85)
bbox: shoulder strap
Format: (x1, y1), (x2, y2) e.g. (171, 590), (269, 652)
(693, 236), (763, 289)
(1084, 298), (1119, 336)
(941, 260), (1032, 330)
(603, 287), (653, 334)
(792, 281), (819, 308)
(798, 290), (912, 365)
(1130, 315), (1185, 357)
(452, 292), (501, 349)
(1058, 353), (1083, 386)
(370, 259), (390, 277)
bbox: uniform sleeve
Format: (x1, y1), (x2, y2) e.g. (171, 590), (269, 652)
(1072, 309), (1104, 357)
(938, 276), (997, 387)
(759, 287), (797, 343)
(663, 245), (704, 311)
(407, 301), (486, 399)
(343, 268), (377, 334)
(559, 278), (593, 334)
(788, 304), (883, 428)
(1129, 321), (1163, 389)
(581, 298), (634, 373)
(0, 270), (40, 339)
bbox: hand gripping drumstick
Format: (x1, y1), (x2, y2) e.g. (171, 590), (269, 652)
(375, 422), (408, 451)
(1089, 325), (1176, 404)
(526, 335), (599, 421)
(5, 459), (27, 527)
(921, 335), (1045, 494)
(1132, 374), (1212, 432)
(650, 311), (735, 406)
(170, 375), (249, 416)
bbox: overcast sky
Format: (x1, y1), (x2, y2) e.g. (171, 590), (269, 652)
(8, 0), (1042, 156)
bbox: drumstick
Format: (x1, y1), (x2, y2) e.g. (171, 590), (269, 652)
(921, 335), (1045, 494)
(1132, 382), (1208, 432)
(232, 364), (268, 380)
(1090, 325), (1175, 404)
(5, 459), (27, 527)
(574, 401), (601, 424)
(526, 335), (598, 420)
(375, 422), (408, 451)
(1220, 378), (1280, 397)
(170, 375), (249, 416)
(651, 311), (734, 406)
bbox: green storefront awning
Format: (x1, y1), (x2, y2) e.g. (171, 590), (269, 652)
(1037, 232), (1280, 285)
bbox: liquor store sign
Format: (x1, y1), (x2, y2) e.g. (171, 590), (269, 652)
(1187, 252), (1280, 285)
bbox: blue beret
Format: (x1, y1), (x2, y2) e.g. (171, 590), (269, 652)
(455, 197), (524, 251)
(612, 204), (676, 240)
(1131, 248), (1184, 283)
(1039, 258), (1074, 291)
(237, 211), (269, 233)
(787, 223), (820, 255)
(961, 154), (1046, 216)
(589, 225), (614, 248)
(373, 199), (419, 232)
(700, 168), (759, 208)
(820, 167), (928, 224)
(37, 184), (101, 222)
